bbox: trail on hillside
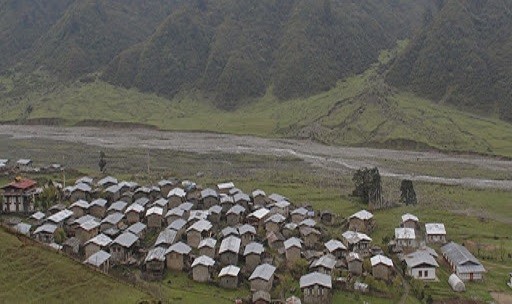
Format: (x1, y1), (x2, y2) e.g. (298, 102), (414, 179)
(0, 125), (511, 190)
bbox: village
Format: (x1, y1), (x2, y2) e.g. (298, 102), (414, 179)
(0, 158), (493, 304)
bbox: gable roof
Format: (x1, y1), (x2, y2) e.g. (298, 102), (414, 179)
(226, 204), (245, 215)
(125, 203), (144, 214)
(167, 218), (187, 231)
(146, 206), (163, 217)
(186, 219), (212, 233)
(425, 223), (446, 235)
(284, 237), (302, 250)
(349, 210), (373, 220)
(251, 189), (266, 198)
(144, 247), (166, 263)
(70, 200), (90, 209)
(219, 236), (241, 254)
(370, 254), (394, 267)
(233, 192), (250, 203)
(248, 208), (270, 220)
(243, 242), (265, 256)
(300, 272), (332, 289)
(201, 188), (219, 199)
(101, 212), (124, 225)
(265, 213), (286, 224)
(342, 231), (372, 244)
(166, 242), (192, 255)
(84, 250), (111, 267)
(80, 220), (100, 231)
(311, 254), (337, 270)
(34, 224), (57, 234)
(154, 229), (177, 247)
(441, 242), (485, 274)
(291, 207), (309, 216)
(325, 239), (347, 252)
(219, 265), (240, 277)
(108, 201), (128, 212)
(127, 222), (146, 235)
(198, 237), (217, 249)
(112, 232), (139, 248)
(47, 209), (73, 224)
(30, 211), (46, 221)
(192, 255), (215, 268)
(217, 182), (235, 190)
(249, 263), (276, 281)
(238, 224), (256, 235)
(395, 228), (416, 240)
(85, 234), (112, 247)
(98, 176), (118, 187)
(402, 213), (419, 223)
(90, 198), (108, 208)
(221, 226), (239, 237)
(167, 187), (186, 198)
(405, 251), (439, 268)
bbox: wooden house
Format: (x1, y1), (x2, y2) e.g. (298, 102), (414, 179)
(217, 182), (235, 194)
(109, 232), (139, 264)
(251, 189), (267, 209)
(89, 199), (108, 219)
(146, 206), (164, 229)
(1, 178), (39, 213)
(324, 239), (347, 259)
(69, 183), (92, 202)
(127, 222), (147, 239)
(347, 252), (363, 276)
(218, 265), (240, 289)
(100, 212), (125, 232)
(168, 188), (187, 209)
(198, 237), (217, 258)
(226, 204), (245, 226)
(186, 219), (212, 248)
(207, 205), (222, 224)
(167, 218), (187, 239)
(165, 207), (185, 225)
(165, 242), (192, 271)
(401, 213), (419, 230)
(264, 214), (286, 234)
(125, 203), (144, 224)
(76, 219), (100, 244)
(158, 179), (175, 197)
(200, 188), (220, 209)
(144, 247), (166, 279)
(310, 254), (336, 274)
(249, 263), (276, 292)
(107, 201), (127, 215)
(239, 224), (257, 247)
(233, 192), (251, 210)
(371, 255), (394, 281)
(84, 250), (111, 273)
(243, 242), (265, 272)
(62, 237), (80, 257)
(192, 255), (215, 283)
(84, 233), (112, 259)
(69, 200), (89, 218)
(284, 237), (302, 264)
(219, 236), (241, 266)
(348, 210), (374, 233)
(33, 224), (58, 243)
(425, 223), (447, 244)
(342, 231), (372, 256)
(300, 272), (332, 304)
(291, 207), (309, 223)
(395, 228), (417, 249)
(300, 227), (321, 249)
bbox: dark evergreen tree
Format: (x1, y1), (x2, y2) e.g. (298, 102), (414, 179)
(400, 179), (417, 205)
(352, 167), (383, 207)
(98, 151), (107, 173)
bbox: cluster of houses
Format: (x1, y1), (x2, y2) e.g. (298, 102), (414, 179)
(1, 174), (487, 303)
(0, 158), (62, 174)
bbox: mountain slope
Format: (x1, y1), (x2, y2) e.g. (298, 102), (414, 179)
(30, 0), (176, 78)
(387, 0), (512, 121)
(104, 0), (434, 108)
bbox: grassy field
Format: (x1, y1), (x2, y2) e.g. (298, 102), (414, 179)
(2, 64), (512, 158)
(0, 228), (151, 304)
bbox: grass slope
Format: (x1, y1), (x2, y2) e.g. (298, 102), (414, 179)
(0, 228), (150, 303)
(1, 63), (512, 157)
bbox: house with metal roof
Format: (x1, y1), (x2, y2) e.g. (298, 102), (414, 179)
(110, 232), (139, 264)
(201, 188), (220, 209)
(192, 255), (215, 282)
(219, 236), (241, 266)
(219, 265), (241, 289)
(217, 182), (235, 193)
(291, 207), (309, 223)
(395, 228), (417, 249)
(238, 224), (256, 247)
(125, 203), (145, 224)
(251, 189), (266, 207)
(84, 250), (111, 273)
(186, 219), (213, 248)
(300, 272), (332, 304)
(167, 188), (187, 208)
(284, 237), (302, 264)
(441, 242), (486, 281)
(207, 204), (222, 223)
(264, 213), (286, 233)
(341, 231), (372, 256)
(198, 237), (217, 258)
(154, 229), (177, 248)
(244, 242), (265, 272)
(47, 209), (74, 227)
(69, 199), (90, 217)
(426, 223), (447, 244)
(324, 239), (347, 259)
(84, 233), (112, 258)
(146, 206), (164, 229)
(404, 250), (439, 280)
(100, 212), (125, 231)
(89, 198), (108, 218)
(127, 222), (147, 238)
(144, 247), (167, 279)
(107, 201), (128, 215)
(347, 252), (363, 276)
(165, 242), (192, 271)
(34, 223), (58, 243)
(348, 209), (375, 233)
(76, 219), (100, 244)
(167, 218), (187, 238)
(310, 254), (337, 274)
(401, 213), (419, 229)
(226, 204), (246, 226)
(371, 255), (394, 281)
(249, 263), (276, 292)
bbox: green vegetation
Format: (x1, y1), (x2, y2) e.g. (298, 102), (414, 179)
(388, 0), (512, 121)
(0, 228), (150, 303)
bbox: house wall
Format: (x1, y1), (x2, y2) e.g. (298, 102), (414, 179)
(147, 215), (162, 229)
(219, 276), (238, 289)
(349, 218), (369, 233)
(302, 285), (331, 304)
(265, 222), (280, 234)
(90, 206), (106, 219)
(408, 267), (436, 280)
(457, 271), (484, 281)
(427, 234), (446, 244)
(71, 206), (85, 218)
(226, 214), (240, 226)
(166, 253), (185, 271)
(36, 232), (54, 243)
(241, 234), (253, 247)
(252, 196), (266, 207)
(286, 247), (301, 263)
(202, 197), (219, 209)
(199, 247), (215, 258)
(250, 277), (273, 292)
(291, 214), (305, 224)
(126, 212), (141, 225)
(208, 213), (221, 224)
(192, 265), (210, 282)
(168, 196), (183, 208)
(373, 264), (391, 281)
(70, 191), (88, 202)
(85, 243), (100, 259)
(110, 245), (129, 263)
(397, 239), (417, 248)
(348, 260), (363, 276)
(303, 234), (319, 248)
(402, 220), (417, 229)
(187, 231), (202, 248)
(77, 227), (98, 244)
(245, 254), (261, 272)
(220, 251), (238, 266)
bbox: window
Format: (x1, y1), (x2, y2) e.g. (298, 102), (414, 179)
(418, 270), (422, 277)
(424, 270), (428, 277)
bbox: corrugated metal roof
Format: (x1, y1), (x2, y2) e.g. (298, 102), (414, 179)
(425, 223), (446, 235)
(441, 242), (485, 274)
(221, 227), (239, 237)
(249, 208), (270, 220)
(350, 210), (373, 220)
(291, 207), (309, 216)
(34, 224), (57, 234)
(166, 242), (192, 255)
(74, 215), (98, 225)
(98, 176), (118, 187)
(101, 212), (124, 225)
(153, 198), (168, 208)
(201, 188), (219, 199)
(86, 234), (112, 247)
(311, 254), (337, 270)
(299, 272), (332, 289)
(113, 232), (139, 248)
(219, 265), (240, 277)
(342, 231), (372, 244)
(125, 203), (144, 214)
(265, 213), (286, 223)
(30, 211), (46, 221)
(155, 229), (177, 247)
(238, 224), (256, 235)
(84, 250), (111, 267)
(127, 222), (146, 235)
(284, 237), (302, 250)
(370, 254), (393, 267)
(47, 209), (73, 223)
(75, 183), (92, 193)
(219, 236), (241, 254)
(325, 239), (347, 252)
(227, 204), (245, 215)
(146, 206), (163, 217)
(80, 220), (100, 231)
(233, 192), (250, 203)
(90, 198), (108, 208)
(249, 263), (276, 281)
(402, 213), (419, 223)
(144, 247), (166, 263)
(198, 237), (217, 249)
(166, 207), (185, 218)
(217, 182), (235, 190)
(108, 201), (128, 212)
(243, 242), (264, 256)
(179, 202), (194, 211)
(405, 251), (439, 268)
(186, 219), (212, 233)
(208, 205), (222, 214)
(299, 218), (316, 227)
(167, 218), (187, 231)
(251, 189), (266, 198)
(134, 197), (150, 207)
(192, 255), (215, 268)
(395, 228), (416, 240)
(168, 187), (186, 198)
(70, 200), (90, 209)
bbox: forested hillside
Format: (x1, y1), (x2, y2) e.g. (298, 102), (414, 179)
(387, 0), (512, 121)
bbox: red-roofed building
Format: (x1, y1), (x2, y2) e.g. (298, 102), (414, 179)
(1, 178), (39, 213)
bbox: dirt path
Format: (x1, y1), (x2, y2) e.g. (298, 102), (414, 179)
(1, 125), (511, 190)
